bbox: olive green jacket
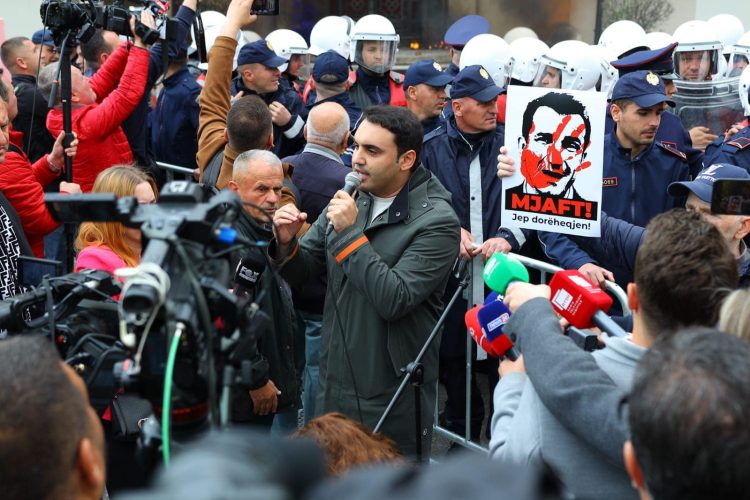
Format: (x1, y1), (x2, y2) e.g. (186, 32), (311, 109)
(274, 165), (460, 455)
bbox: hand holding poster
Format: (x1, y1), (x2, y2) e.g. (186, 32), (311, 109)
(501, 86), (607, 237)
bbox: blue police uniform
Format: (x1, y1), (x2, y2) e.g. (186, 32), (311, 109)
(704, 126), (750, 172)
(605, 110), (703, 177)
(231, 40), (307, 158)
(308, 93), (361, 130)
(404, 59), (453, 137)
(348, 67), (405, 109)
(540, 70), (690, 287)
(149, 66), (201, 170)
(422, 65), (525, 440)
(445, 63), (460, 77)
(609, 42), (704, 177)
(540, 132), (689, 286)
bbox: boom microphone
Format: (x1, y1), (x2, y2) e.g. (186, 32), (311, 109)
(548, 270), (627, 338)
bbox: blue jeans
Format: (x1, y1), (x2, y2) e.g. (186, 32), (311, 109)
(301, 314), (322, 424)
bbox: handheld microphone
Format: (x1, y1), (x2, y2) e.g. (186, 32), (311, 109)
(548, 270), (627, 338)
(465, 303), (519, 360)
(341, 171), (362, 196)
(327, 172), (361, 231)
(477, 299), (519, 360)
(483, 252), (530, 294)
(234, 251), (266, 295)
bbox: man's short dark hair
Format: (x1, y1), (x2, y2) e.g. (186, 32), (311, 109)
(629, 327), (750, 500)
(80, 30), (113, 66)
(227, 94), (273, 152)
(0, 78), (9, 104)
(635, 209), (737, 337)
(0, 37), (30, 71)
(521, 92), (592, 150)
(0, 336), (89, 500)
(361, 105), (423, 160)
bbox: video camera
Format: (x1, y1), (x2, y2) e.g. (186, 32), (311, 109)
(0, 182), (274, 464)
(40, 0), (165, 45)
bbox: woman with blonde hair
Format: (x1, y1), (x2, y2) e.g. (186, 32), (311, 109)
(75, 165), (157, 273)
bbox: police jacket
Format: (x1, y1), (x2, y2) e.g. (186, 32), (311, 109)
(348, 68), (406, 110)
(421, 116), (525, 249)
(539, 132), (689, 284)
(123, 4), (197, 171)
(272, 165), (460, 456)
(703, 125), (750, 173)
(231, 75), (307, 159)
(149, 66), (201, 170)
(231, 211), (303, 420)
(605, 106), (703, 177)
(11, 74), (54, 162)
(308, 92), (362, 131)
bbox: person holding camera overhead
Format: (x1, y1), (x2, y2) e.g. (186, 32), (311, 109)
(35, 11), (153, 193)
(74, 165), (157, 274)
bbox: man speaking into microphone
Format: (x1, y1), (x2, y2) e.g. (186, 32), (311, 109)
(271, 105), (460, 456)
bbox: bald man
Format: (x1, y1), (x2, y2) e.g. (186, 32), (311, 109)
(282, 101), (351, 423)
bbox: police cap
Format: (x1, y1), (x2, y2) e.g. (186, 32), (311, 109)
(444, 15), (490, 48)
(404, 60), (453, 89)
(611, 42), (679, 80)
(450, 65), (502, 102)
(312, 50), (349, 84)
(237, 40), (287, 68)
(611, 70), (675, 108)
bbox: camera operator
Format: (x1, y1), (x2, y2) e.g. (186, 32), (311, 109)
(228, 150), (303, 432)
(0, 78), (81, 258)
(0, 336), (106, 500)
(36, 12), (152, 193)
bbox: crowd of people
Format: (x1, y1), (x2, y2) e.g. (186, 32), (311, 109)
(1, 0), (750, 498)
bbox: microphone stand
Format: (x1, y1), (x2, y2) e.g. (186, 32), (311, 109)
(374, 259), (470, 462)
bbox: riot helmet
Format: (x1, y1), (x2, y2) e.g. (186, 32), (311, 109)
(598, 20), (648, 58)
(725, 31), (750, 78)
(266, 29), (310, 79)
(309, 16), (354, 59)
(350, 15), (399, 75)
(459, 34), (513, 88)
(533, 40), (602, 91)
(509, 37), (548, 84)
(672, 20), (722, 81)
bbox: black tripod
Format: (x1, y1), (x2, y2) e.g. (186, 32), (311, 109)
(374, 259), (470, 462)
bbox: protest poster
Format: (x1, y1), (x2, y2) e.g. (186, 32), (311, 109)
(501, 86), (607, 237)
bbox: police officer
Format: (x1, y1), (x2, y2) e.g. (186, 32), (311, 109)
(443, 15), (490, 77)
(149, 39), (201, 170)
(403, 60), (452, 135)
(302, 15), (354, 105)
(610, 42), (704, 176)
(347, 14), (405, 108)
(704, 66), (750, 172)
(266, 28), (309, 96)
(308, 50), (361, 129)
(231, 40), (307, 158)
(422, 65), (525, 442)
(536, 71), (691, 287)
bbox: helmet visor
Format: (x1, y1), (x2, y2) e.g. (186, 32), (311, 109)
(532, 65), (562, 88)
(728, 53), (750, 78)
(674, 50), (718, 81)
(353, 40), (398, 74)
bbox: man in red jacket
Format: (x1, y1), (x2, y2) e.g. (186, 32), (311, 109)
(37, 15), (152, 192)
(0, 81), (80, 258)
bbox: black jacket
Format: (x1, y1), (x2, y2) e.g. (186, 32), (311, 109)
(231, 211), (304, 421)
(11, 74), (54, 162)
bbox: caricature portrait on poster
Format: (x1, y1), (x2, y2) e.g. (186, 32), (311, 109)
(502, 86), (606, 237)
